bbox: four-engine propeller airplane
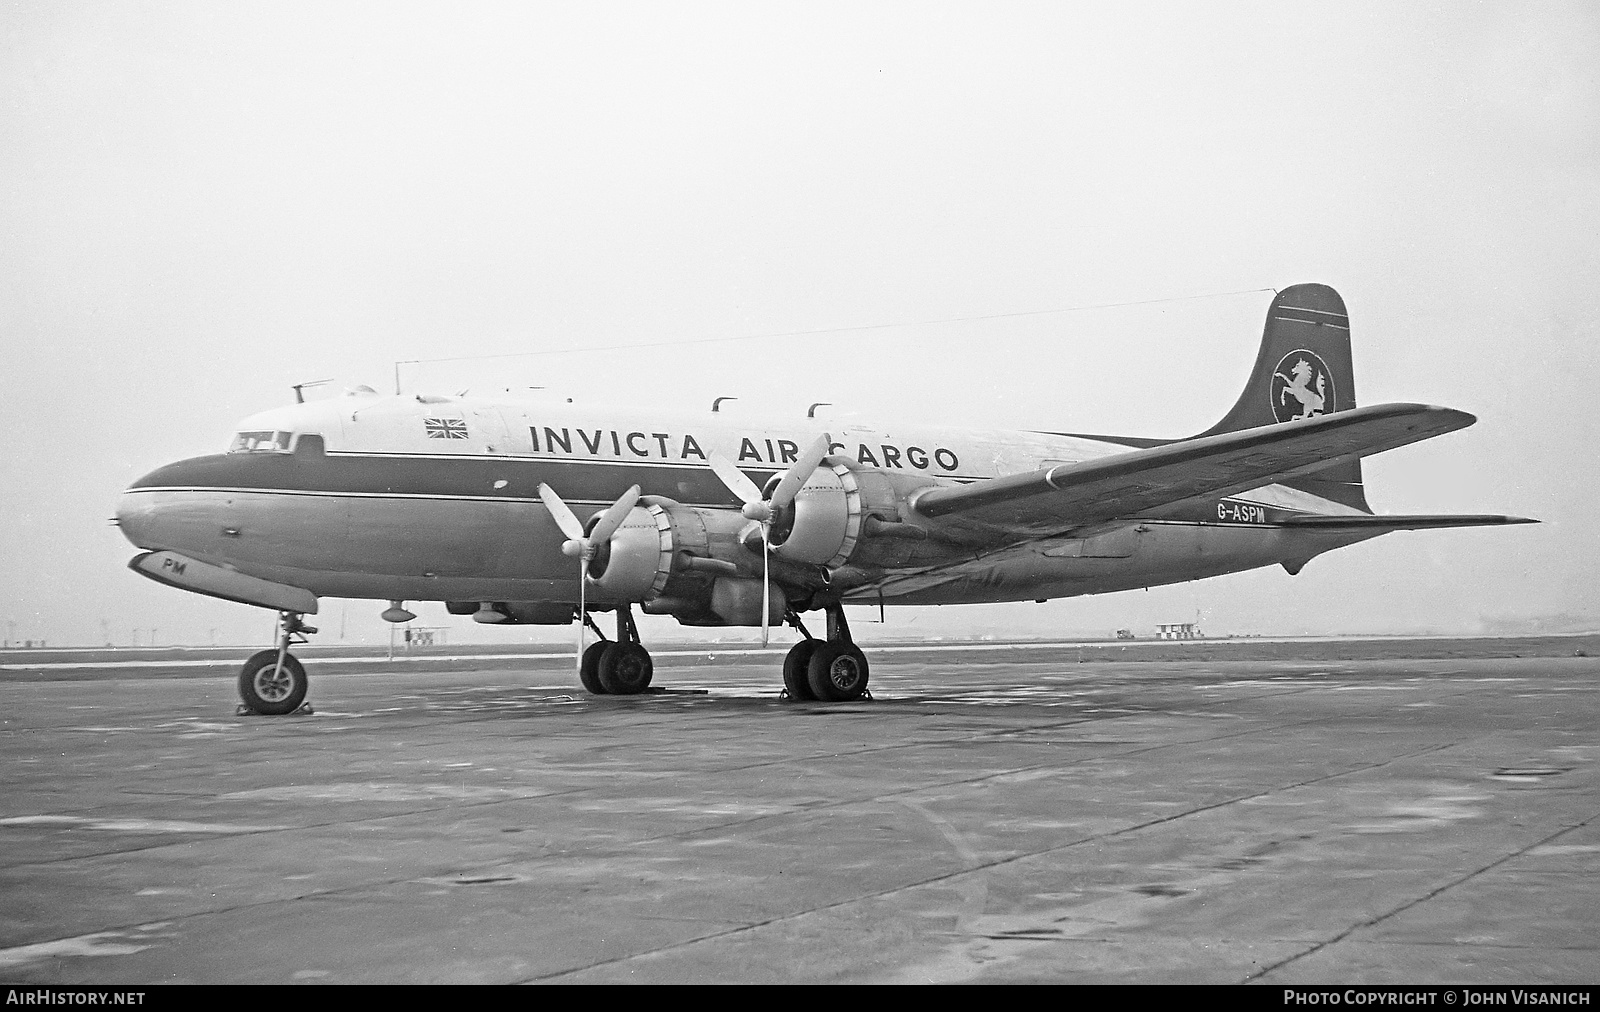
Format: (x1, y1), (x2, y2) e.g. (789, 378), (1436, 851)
(115, 284), (1534, 714)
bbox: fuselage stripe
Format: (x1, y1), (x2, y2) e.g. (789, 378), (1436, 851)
(121, 487), (1304, 529)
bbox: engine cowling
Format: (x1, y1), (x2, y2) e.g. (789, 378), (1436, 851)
(582, 462), (950, 621)
(765, 465), (858, 566)
(583, 498), (763, 622)
(584, 502), (675, 602)
(765, 461), (945, 570)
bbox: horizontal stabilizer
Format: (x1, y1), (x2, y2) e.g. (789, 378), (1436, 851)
(1279, 513), (1537, 530)
(913, 403), (1476, 536)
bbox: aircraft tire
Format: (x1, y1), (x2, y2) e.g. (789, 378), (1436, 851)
(782, 640), (818, 700)
(806, 642), (869, 702)
(238, 649), (307, 715)
(579, 641), (609, 695)
(598, 642), (653, 695)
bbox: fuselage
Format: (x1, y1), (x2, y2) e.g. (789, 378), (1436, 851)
(116, 390), (1370, 611)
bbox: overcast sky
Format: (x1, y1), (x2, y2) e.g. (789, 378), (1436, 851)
(3, 1), (1595, 648)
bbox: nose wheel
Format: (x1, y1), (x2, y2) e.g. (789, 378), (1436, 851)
(237, 611), (315, 715)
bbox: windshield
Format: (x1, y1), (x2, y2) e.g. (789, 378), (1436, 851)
(228, 430), (293, 453)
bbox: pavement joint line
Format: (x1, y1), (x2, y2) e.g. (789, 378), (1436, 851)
(0, 659), (1493, 739)
(2, 685), (1474, 870)
(4, 657), (1590, 980)
(2, 680), (1470, 828)
(1329, 939), (1600, 952)
(265, 669), (1434, 764)
(0, 676), (1557, 967)
(517, 739), (1466, 982)
(0, 713), (1453, 960)
(0, 720), (1162, 873)
(3, 678), (1587, 979)
(1243, 809), (1600, 983)
(611, 710), (1436, 850)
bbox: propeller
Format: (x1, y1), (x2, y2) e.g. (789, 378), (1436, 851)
(706, 433), (832, 646)
(537, 482), (641, 680)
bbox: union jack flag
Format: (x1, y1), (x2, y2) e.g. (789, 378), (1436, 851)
(424, 417), (470, 439)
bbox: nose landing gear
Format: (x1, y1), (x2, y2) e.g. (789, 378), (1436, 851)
(237, 611), (316, 715)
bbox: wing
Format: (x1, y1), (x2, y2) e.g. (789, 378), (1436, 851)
(912, 403), (1482, 536)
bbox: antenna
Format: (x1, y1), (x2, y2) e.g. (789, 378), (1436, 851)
(291, 379), (335, 404)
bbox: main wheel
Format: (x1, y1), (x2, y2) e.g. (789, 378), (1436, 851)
(598, 642), (653, 695)
(783, 640), (819, 700)
(579, 640), (610, 695)
(238, 649), (308, 715)
(806, 642), (869, 702)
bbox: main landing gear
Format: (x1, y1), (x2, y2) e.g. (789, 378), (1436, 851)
(782, 604), (870, 703)
(573, 602), (867, 704)
(238, 611), (316, 715)
(579, 605), (654, 696)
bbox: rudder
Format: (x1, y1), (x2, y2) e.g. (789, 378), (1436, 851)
(1199, 284), (1370, 511)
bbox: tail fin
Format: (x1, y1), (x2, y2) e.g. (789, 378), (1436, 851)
(1199, 283), (1370, 512)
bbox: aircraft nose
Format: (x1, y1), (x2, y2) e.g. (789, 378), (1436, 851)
(117, 459), (193, 550)
(116, 456), (238, 556)
(115, 485), (157, 548)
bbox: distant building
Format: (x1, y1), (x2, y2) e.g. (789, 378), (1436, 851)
(1155, 622), (1200, 640)
(402, 627), (444, 647)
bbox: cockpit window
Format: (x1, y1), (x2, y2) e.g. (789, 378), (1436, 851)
(228, 430), (293, 453)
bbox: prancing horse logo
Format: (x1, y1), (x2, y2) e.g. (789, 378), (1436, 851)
(1270, 349), (1335, 423)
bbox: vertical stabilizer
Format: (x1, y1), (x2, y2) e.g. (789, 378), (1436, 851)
(1199, 284), (1370, 511)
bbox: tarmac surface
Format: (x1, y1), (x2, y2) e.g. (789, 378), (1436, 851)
(2, 637), (1597, 984)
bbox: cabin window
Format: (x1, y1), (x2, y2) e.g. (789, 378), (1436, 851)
(228, 430), (293, 453)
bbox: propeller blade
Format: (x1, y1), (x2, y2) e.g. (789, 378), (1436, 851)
(588, 484), (642, 546)
(707, 452), (765, 506)
(767, 434), (832, 511)
(538, 483), (587, 542)
(761, 537), (770, 648)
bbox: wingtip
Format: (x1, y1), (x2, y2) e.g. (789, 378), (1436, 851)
(1411, 403), (1478, 428)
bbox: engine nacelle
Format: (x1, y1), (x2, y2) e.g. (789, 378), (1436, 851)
(584, 497), (758, 607)
(766, 460), (944, 569)
(766, 466), (856, 565)
(584, 502), (675, 602)
(582, 463), (953, 620)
